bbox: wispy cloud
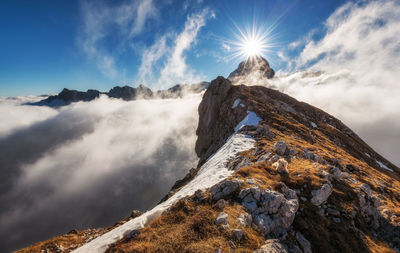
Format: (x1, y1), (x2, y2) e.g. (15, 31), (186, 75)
(139, 9), (214, 88)
(274, 0), (400, 165)
(78, 0), (158, 78)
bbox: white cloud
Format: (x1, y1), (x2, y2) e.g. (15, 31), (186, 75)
(0, 95), (200, 251)
(274, 0), (400, 166)
(78, 0), (157, 78)
(138, 9), (214, 88)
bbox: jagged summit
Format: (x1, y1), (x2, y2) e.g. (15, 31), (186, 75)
(228, 56), (275, 84)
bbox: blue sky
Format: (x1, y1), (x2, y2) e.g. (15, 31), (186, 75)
(0, 0), (349, 96)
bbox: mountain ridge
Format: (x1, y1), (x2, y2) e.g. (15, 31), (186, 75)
(28, 82), (210, 107)
(17, 59), (400, 253)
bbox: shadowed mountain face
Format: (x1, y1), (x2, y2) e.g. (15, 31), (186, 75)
(29, 82), (209, 107)
(228, 56), (275, 84)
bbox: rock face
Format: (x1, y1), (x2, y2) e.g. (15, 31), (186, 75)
(228, 56), (275, 84)
(195, 77), (246, 162)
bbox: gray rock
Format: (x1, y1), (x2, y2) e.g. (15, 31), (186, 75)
(261, 189), (285, 214)
(303, 149), (315, 160)
(211, 179), (243, 201)
(274, 141), (287, 156)
(235, 158), (252, 170)
(216, 199), (226, 209)
(332, 217), (341, 223)
(237, 213), (252, 227)
(127, 229), (140, 239)
(253, 239), (288, 253)
(311, 183), (333, 206)
(258, 152), (272, 162)
(241, 185), (299, 236)
(194, 189), (206, 202)
(233, 229), (244, 241)
(216, 212), (228, 225)
(295, 232), (312, 253)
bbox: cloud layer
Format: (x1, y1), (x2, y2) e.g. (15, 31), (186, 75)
(0, 95), (200, 252)
(274, 0), (400, 166)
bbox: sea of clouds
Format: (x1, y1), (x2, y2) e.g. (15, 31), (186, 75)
(0, 95), (200, 251)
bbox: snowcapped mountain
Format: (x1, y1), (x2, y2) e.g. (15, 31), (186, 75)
(16, 59), (400, 253)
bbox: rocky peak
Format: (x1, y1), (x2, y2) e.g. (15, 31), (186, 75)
(228, 56), (275, 84)
(108, 85), (153, 100)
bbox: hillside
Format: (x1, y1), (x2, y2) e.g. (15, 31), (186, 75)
(17, 59), (400, 253)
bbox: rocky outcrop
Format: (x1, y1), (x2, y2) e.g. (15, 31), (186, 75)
(310, 183), (333, 206)
(239, 184), (299, 236)
(195, 77), (246, 162)
(254, 239), (288, 253)
(228, 56), (275, 84)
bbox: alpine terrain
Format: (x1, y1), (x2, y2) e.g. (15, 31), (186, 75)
(18, 57), (400, 253)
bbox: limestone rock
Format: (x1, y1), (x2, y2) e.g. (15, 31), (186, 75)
(211, 179), (243, 201)
(253, 239), (288, 253)
(237, 213), (252, 227)
(216, 212), (228, 225)
(311, 183), (333, 206)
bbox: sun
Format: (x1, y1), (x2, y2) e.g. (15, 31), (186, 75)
(222, 23), (274, 61)
(242, 38), (262, 57)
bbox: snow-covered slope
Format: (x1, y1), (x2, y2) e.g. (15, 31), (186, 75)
(73, 133), (255, 252)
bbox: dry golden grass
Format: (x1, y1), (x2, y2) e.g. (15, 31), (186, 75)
(107, 199), (264, 253)
(15, 229), (104, 253)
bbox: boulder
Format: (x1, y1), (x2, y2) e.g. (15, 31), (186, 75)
(232, 229), (244, 241)
(216, 212), (228, 225)
(253, 239), (288, 253)
(237, 213), (252, 227)
(211, 179), (243, 201)
(215, 199), (226, 209)
(274, 141), (287, 156)
(311, 183), (333, 206)
(240, 186), (299, 236)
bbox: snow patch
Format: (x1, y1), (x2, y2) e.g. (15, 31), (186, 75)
(365, 153), (371, 158)
(311, 122), (317, 128)
(376, 160), (393, 172)
(234, 111), (262, 132)
(73, 133), (255, 253)
(232, 98), (241, 109)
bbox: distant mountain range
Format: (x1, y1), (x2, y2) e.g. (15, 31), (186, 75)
(28, 82), (210, 107)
